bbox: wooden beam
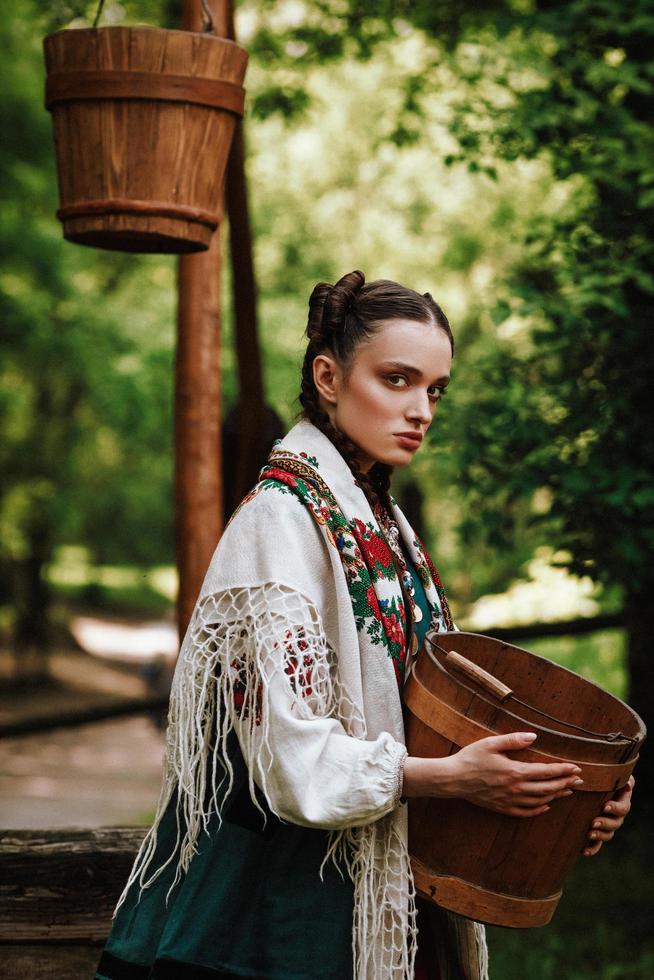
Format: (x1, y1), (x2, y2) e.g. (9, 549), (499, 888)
(0, 829), (143, 980)
(0, 694), (169, 739)
(0, 828), (144, 942)
(175, 0), (230, 639)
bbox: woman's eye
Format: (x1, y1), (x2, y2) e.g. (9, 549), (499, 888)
(387, 374), (408, 387)
(428, 386), (448, 401)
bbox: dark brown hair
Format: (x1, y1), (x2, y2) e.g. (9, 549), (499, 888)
(299, 270), (453, 509)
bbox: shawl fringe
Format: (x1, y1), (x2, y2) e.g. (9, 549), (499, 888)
(114, 583), (421, 977)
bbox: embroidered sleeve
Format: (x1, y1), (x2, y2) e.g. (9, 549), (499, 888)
(169, 583), (407, 842)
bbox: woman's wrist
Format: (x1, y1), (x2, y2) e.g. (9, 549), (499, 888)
(392, 745), (409, 807)
(400, 754), (458, 799)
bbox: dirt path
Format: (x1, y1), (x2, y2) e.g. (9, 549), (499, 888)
(0, 714), (165, 829)
(1, 621), (175, 830)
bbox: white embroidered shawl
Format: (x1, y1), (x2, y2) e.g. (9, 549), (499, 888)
(115, 420), (488, 980)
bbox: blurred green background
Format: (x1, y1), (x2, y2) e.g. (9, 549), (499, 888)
(1, 1), (653, 976)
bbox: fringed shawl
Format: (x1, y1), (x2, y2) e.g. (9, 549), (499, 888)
(114, 420), (488, 979)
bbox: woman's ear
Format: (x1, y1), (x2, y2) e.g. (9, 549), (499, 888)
(313, 354), (340, 406)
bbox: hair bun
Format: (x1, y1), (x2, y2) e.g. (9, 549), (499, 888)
(323, 270), (365, 336)
(306, 282), (333, 344)
(306, 271), (365, 345)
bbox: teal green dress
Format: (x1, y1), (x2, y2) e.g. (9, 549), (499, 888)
(95, 555), (432, 980)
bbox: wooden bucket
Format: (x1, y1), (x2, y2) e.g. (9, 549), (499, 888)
(404, 630), (645, 928)
(43, 27), (248, 253)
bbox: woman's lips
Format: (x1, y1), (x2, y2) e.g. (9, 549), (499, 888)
(395, 432), (423, 450)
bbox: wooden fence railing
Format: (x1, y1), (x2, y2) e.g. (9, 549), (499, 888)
(0, 828), (144, 980)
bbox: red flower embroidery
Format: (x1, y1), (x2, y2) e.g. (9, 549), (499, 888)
(385, 612), (404, 646)
(366, 584), (379, 611)
(351, 518), (394, 569)
(265, 467), (298, 489)
(230, 657), (263, 726)
(281, 628), (315, 699)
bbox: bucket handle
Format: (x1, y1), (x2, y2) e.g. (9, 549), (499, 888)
(92, 0), (105, 29)
(444, 649), (514, 702)
(426, 634), (641, 748)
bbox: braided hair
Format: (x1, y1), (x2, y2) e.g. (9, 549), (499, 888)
(299, 270), (453, 512)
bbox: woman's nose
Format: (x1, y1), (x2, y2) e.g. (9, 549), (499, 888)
(406, 393), (432, 424)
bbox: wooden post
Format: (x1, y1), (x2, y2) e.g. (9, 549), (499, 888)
(175, 0), (230, 639)
(224, 3), (266, 507)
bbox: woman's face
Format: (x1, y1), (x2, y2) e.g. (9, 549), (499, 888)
(313, 318), (452, 472)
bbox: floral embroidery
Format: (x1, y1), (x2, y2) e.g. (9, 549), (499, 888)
(237, 450), (453, 689)
(255, 464), (410, 685)
(230, 625), (318, 725)
(230, 651), (263, 726)
(281, 627), (315, 698)
(298, 451), (320, 468)
(351, 518), (394, 571)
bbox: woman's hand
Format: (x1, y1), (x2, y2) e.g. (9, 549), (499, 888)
(402, 731), (584, 816)
(583, 775), (635, 857)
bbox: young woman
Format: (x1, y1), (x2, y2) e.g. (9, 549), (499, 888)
(95, 271), (633, 980)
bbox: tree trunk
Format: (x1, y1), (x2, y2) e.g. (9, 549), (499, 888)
(625, 589), (653, 813)
(12, 511), (52, 685)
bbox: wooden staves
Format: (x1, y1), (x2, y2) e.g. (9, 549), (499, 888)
(44, 27), (248, 253)
(404, 630), (646, 928)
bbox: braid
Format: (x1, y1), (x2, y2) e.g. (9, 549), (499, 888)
(300, 351), (384, 510)
(298, 269), (454, 515)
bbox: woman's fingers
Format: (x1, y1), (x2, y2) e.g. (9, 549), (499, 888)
(481, 732), (539, 752)
(518, 775), (583, 796)
(603, 778), (634, 817)
(515, 761), (581, 781)
(481, 734), (582, 779)
(588, 825), (617, 842)
(505, 780), (581, 808)
(588, 786), (632, 838)
(457, 735), (583, 812)
(593, 810), (629, 832)
(583, 776), (635, 857)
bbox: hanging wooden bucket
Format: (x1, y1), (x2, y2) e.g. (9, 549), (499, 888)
(43, 27), (248, 253)
(404, 630), (645, 928)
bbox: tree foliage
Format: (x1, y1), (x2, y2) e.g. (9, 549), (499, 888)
(439, 1), (654, 603)
(236, 0), (654, 792)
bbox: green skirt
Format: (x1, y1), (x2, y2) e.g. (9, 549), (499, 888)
(95, 744), (354, 980)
